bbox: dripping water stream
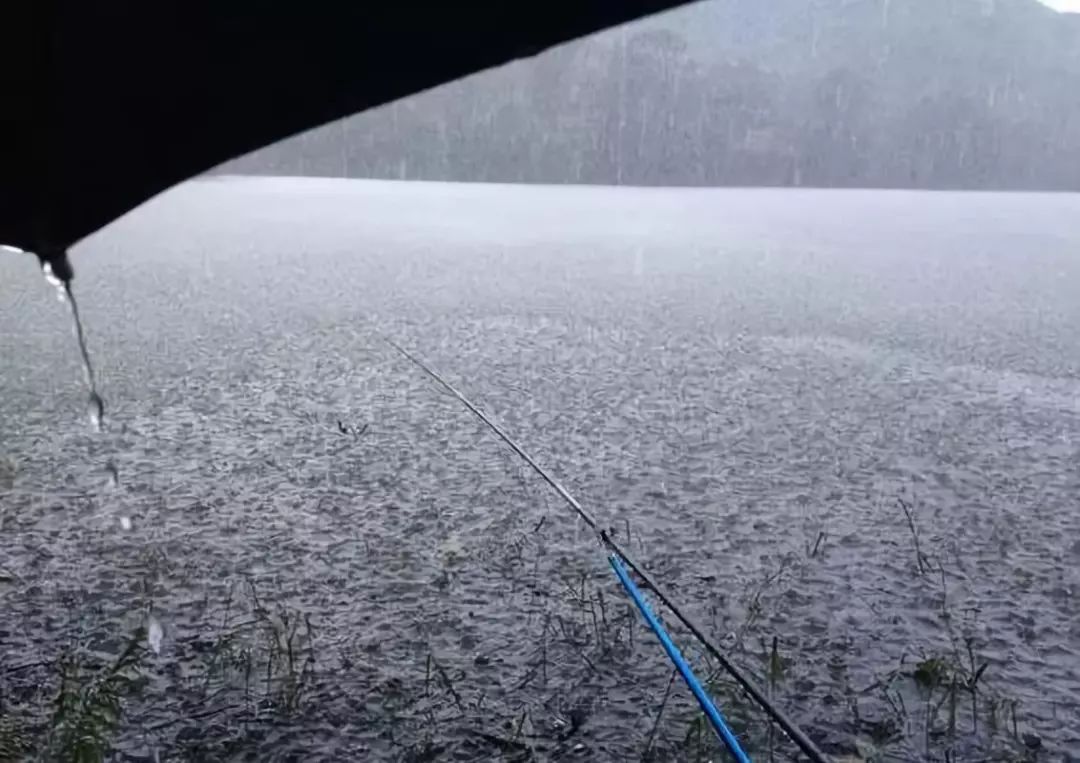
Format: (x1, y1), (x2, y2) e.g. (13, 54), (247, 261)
(39, 251), (140, 552)
(42, 256), (106, 431)
(64, 286), (105, 430)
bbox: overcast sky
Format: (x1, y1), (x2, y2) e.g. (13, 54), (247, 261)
(1038, 0), (1080, 12)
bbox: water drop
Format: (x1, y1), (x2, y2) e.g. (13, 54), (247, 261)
(147, 616), (163, 654)
(42, 261), (67, 301)
(88, 392), (105, 431)
(105, 460), (119, 488)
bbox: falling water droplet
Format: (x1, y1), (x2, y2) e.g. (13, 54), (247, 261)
(147, 616), (163, 655)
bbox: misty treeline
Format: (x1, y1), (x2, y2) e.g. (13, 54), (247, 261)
(219, 0), (1080, 190)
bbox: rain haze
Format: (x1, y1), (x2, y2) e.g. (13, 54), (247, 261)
(2, 1), (1079, 761)
(1039, 0), (1080, 12)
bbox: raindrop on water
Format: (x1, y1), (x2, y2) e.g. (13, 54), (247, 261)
(105, 459), (120, 488)
(147, 616), (163, 655)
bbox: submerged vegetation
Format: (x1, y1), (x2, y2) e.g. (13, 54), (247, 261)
(47, 630), (146, 763)
(0, 492), (1050, 760)
(0, 586), (318, 762)
(673, 492), (1048, 762)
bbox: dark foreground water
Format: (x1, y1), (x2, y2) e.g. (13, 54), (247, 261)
(2, 178), (1079, 761)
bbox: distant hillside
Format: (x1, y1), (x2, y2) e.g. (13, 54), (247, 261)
(217, 0), (1080, 190)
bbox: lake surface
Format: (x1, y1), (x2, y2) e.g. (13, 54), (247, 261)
(2, 178), (1079, 760)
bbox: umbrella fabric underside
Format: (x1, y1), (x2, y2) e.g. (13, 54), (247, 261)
(0, 1), (688, 261)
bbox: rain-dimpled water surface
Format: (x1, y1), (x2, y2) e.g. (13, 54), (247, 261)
(2, 177), (1079, 761)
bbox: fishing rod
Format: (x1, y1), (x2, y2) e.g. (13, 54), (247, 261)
(385, 338), (829, 763)
(610, 553), (750, 763)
